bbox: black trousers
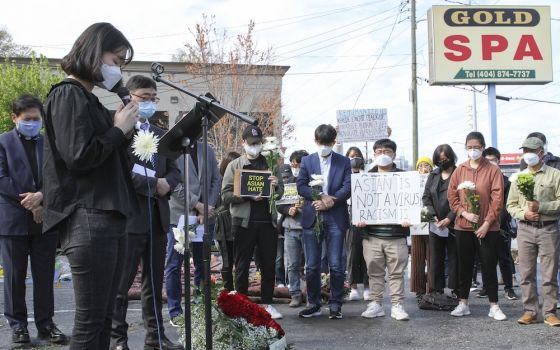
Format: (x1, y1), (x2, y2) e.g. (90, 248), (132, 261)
(59, 208), (127, 350)
(233, 222), (277, 304)
(0, 233), (58, 329)
(218, 240), (234, 291)
(456, 230), (500, 302)
(112, 213), (167, 344)
(429, 230), (458, 292)
(346, 227), (368, 286)
(497, 233), (514, 289)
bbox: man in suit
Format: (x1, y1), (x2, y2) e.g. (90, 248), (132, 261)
(110, 76), (182, 350)
(0, 95), (66, 345)
(165, 133), (221, 326)
(296, 124), (352, 319)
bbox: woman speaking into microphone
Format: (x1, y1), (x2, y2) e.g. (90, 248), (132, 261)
(43, 23), (139, 349)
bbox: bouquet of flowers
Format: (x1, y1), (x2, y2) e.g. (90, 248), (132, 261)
(171, 217), (198, 255)
(261, 136), (283, 214)
(516, 172), (535, 201)
(309, 174), (325, 241)
(458, 181), (480, 230)
(421, 206), (435, 222)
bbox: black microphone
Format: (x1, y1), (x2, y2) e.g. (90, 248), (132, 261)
(151, 62), (164, 75)
(117, 86), (131, 106)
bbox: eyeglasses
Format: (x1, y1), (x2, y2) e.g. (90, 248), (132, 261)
(131, 93), (160, 104)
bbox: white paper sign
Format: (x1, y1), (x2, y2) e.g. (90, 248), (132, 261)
(410, 223), (430, 235)
(351, 172), (425, 225)
(429, 223), (449, 238)
(177, 215), (204, 242)
(132, 163), (155, 178)
(336, 108), (388, 143)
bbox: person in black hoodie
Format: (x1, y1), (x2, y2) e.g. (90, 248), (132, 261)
(422, 144), (459, 297)
(358, 139), (410, 321)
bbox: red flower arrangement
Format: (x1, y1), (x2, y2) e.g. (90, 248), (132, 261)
(217, 290), (285, 337)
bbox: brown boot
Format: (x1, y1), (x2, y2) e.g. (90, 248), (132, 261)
(289, 295), (302, 308)
(544, 314), (560, 327)
(517, 312), (537, 325)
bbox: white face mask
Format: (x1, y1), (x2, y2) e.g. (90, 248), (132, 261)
(244, 144), (262, 158)
(523, 152), (540, 167)
(99, 63), (122, 90)
(291, 167), (300, 177)
(318, 145), (332, 157)
(375, 154), (393, 167)
(467, 149), (482, 160)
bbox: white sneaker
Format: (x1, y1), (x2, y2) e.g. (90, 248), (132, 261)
(391, 303), (409, 321)
(277, 283), (286, 289)
(363, 288), (373, 301)
(361, 301), (385, 318)
(451, 303), (471, 317)
(347, 288), (363, 301)
(488, 305), (507, 321)
(264, 304), (283, 319)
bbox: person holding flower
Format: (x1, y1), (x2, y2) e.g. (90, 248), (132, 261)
(507, 137), (560, 327)
(447, 132), (506, 320)
(221, 125), (284, 319)
(296, 124), (351, 319)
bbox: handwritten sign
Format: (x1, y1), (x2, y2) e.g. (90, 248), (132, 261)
(234, 169), (272, 198)
(276, 183), (302, 205)
(336, 108), (388, 143)
(351, 172), (426, 225)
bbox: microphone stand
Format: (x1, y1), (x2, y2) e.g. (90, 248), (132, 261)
(152, 62), (255, 350)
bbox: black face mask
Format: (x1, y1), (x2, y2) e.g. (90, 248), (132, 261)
(350, 157), (364, 170)
(438, 159), (453, 169)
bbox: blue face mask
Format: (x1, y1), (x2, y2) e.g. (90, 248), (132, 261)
(17, 120), (42, 138)
(138, 101), (157, 119)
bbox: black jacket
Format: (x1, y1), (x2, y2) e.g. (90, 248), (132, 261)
(362, 164), (409, 238)
(43, 79), (139, 232)
(422, 167), (456, 226)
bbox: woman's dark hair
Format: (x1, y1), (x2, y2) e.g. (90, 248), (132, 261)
(219, 151), (241, 177)
(314, 124), (337, 145)
(126, 75), (156, 91)
(12, 95), (43, 116)
(61, 22), (133, 83)
(289, 150), (309, 164)
(373, 138), (397, 153)
(345, 146), (364, 159)
(432, 144), (457, 167)
(465, 131), (486, 148)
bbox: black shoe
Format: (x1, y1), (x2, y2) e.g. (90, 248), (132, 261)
(12, 325), (30, 344)
(476, 288), (488, 298)
(451, 290), (460, 299)
(299, 305), (322, 318)
(145, 334), (183, 350)
(37, 322), (67, 344)
(329, 308), (343, 320)
(111, 344), (130, 350)
(505, 288), (519, 300)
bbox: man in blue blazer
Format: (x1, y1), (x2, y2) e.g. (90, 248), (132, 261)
(0, 96), (66, 345)
(296, 124), (351, 319)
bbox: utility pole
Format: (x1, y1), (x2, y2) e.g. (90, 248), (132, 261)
(472, 89), (478, 131)
(411, 0), (418, 164)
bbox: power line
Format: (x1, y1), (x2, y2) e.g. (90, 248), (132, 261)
(285, 63), (410, 75)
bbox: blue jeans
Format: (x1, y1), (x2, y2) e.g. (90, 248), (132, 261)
(303, 214), (346, 309)
(284, 228), (305, 296)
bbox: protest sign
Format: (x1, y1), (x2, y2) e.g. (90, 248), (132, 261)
(336, 108), (388, 143)
(351, 172), (426, 225)
(275, 183), (301, 205)
(234, 169), (272, 197)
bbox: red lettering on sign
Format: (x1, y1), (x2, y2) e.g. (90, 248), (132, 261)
(481, 35), (508, 60)
(444, 35), (471, 62)
(513, 35), (543, 60)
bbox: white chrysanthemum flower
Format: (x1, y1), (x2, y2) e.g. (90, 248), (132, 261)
(309, 174), (325, 187)
(173, 242), (185, 255)
(262, 142), (277, 152)
(172, 227), (184, 245)
(265, 136), (278, 144)
(132, 130), (160, 163)
(457, 180), (475, 191)
(261, 150), (271, 157)
(421, 206), (429, 215)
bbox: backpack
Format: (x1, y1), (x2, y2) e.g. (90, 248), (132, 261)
(418, 292), (459, 311)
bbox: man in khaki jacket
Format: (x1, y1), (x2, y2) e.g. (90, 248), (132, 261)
(507, 137), (560, 327)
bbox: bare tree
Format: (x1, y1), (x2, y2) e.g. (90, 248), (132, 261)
(174, 15), (293, 159)
(0, 27), (32, 57)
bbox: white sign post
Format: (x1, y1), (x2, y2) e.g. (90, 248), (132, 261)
(336, 108), (388, 143)
(351, 172), (426, 225)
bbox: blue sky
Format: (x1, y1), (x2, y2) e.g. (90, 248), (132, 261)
(2, 0), (559, 165)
